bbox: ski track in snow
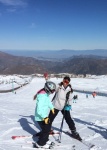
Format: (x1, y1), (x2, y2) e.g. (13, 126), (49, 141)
(85, 133), (101, 141)
(1, 127), (23, 137)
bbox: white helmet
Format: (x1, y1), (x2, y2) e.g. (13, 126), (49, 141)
(44, 81), (56, 94)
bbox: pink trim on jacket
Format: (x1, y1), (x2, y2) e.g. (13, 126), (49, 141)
(37, 89), (46, 94)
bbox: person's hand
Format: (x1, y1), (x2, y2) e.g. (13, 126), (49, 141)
(43, 117), (50, 124)
(51, 109), (55, 114)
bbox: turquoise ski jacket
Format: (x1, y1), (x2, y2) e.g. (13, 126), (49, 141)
(35, 90), (54, 121)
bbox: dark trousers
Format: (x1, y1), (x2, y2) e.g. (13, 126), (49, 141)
(49, 108), (76, 131)
(37, 121), (51, 146)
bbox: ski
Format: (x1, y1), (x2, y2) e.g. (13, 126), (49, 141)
(26, 141), (55, 146)
(12, 130), (60, 140)
(49, 131), (60, 135)
(21, 145), (54, 149)
(12, 135), (32, 139)
(65, 131), (96, 149)
(21, 143), (54, 149)
(26, 141), (59, 146)
(22, 141), (77, 150)
(22, 142), (68, 150)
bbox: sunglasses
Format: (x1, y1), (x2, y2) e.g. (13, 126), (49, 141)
(63, 80), (69, 84)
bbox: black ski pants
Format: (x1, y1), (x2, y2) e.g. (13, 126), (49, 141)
(37, 121), (51, 146)
(49, 108), (76, 131)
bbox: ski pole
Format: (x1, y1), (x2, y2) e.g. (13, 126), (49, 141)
(57, 92), (70, 143)
(57, 110), (66, 143)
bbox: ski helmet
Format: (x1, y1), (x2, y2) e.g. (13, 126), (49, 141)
(44, 81), (56, 94)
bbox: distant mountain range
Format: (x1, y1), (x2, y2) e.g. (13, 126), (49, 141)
(0, 51), (48, 75)
(50, 55), (107, 75)
(0, 50), (107, 75)
(2, 49), (107, 61)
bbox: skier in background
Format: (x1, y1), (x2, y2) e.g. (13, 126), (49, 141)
(44, 72), (49, 82)
(92, 91), (97, 98)
(33, 81), (56, 149)
(73, 95), (78, 103)
(86, 94), (88, 98)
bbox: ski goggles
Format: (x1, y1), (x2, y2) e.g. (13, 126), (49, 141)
(63, 80), (69, 84)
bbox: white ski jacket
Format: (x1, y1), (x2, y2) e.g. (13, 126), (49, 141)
(52, 83), (73, 110)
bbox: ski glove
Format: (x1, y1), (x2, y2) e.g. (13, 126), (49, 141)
(43, 117), (50, 124)
(64, 105), (72, 111)
(51, 108), (55, 114)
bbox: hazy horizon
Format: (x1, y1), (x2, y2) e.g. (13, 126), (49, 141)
(1, 49), (107, 51)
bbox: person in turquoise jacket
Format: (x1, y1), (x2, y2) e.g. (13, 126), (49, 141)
(33, 81), (56, 149)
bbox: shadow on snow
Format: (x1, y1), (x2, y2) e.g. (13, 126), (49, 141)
(17, 115), (107, 140)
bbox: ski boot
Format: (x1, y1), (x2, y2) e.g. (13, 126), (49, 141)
(33, 142), (53, 149)
(46, 140), (55, 146)
(71, 131), (82, 141)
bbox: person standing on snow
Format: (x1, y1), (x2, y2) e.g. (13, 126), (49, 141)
(49, 76), (82, 141)
(44, 72), (49, 82)
(73, 95), (78, 103)
(92, 91), (97, 98)
(33, 81), (56, 149)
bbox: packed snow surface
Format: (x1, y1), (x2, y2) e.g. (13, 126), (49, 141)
(0, 75), (107, 150)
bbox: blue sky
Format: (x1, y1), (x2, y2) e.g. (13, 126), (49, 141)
(0, 0), (107, 50)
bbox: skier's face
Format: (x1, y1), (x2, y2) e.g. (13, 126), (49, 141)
(63, 79), (69, 87)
